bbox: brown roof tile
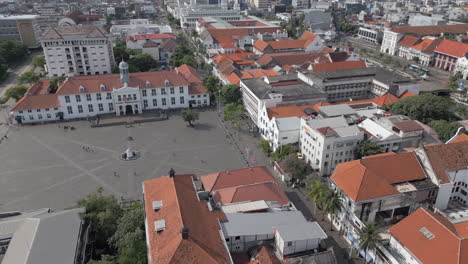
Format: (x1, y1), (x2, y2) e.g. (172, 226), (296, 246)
(41, 25), (108, 40)
(398, 35), (420, 47)
(393, 120), (423, 132)
(201, 166), (275, 192)
(424, 141), (468, 184)
(391, 24), (468, 36)
(331, 152), (427, 201)
(143, 175), (231, 264)
(212, 181), (290, 206)
(312, 60), (367, 72)
(388, 208), (468, 264)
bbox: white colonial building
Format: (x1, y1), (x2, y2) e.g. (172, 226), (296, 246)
(10, 63), (209, 124)
(41, 25), (115, 77)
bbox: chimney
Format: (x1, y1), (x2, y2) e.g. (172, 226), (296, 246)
(180, 226), (189, 239)
(169, 168), (175, 178)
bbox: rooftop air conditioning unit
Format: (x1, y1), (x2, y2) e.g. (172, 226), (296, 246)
(152, 200), (162, 211)
(155, 219), (166, 232)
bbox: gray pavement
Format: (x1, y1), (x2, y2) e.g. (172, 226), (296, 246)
(0, 110), (248, 211)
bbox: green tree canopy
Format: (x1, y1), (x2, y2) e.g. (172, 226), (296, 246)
(323, 190), (343, 231)
(170, 42), (197, 68)
(109, 203), (147, 264)
(283, 154), (309, 182)
(358, 222), (380, 261)
(18, 71), (40, 84)
(48, 76), (66, 93)
(113, 40), (132, 62)
(32, 56), (46, 70)
(388, 94), (453, 123)
(272, 144), (295, 160)
(259, 139), (272, 155)
(203, 76), (221, 96)
(427, 120), (462, 142)
(87, 255), (117, 264)
(222, 84), (242, 104)
(5, 85), (27, 101)
(0, 40), (28, 65)
(76, 188), (123, 255)
(355, 139), (383, 159)
(128, 53), (158, 72)
(182, 108), (199, 126)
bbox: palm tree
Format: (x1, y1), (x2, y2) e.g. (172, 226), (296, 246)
(307, 181), (328, 219)
(357, 222), (380, 262)
(323, 190), (343, 231)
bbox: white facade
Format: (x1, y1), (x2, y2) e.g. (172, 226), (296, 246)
(380, 30), (402, 55)
(299, 117), (364, 176)
(357, 27), (381, 44)
(110, 20), (172, 39)
(455, 56), (468, 80)
(12, 64), (210, 124)
(41, 26), (115, 77)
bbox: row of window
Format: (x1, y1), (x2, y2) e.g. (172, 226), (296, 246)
(65, 93), (112, 103)
(18, 107), (59, 114)
(141, 86), (185, 97)
(67, 103), (113, 114)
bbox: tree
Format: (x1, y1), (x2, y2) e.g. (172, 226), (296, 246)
(224, 103), (244, 129)
(0, 40), (28, 65)
(109, 203), (147, 264)
(18, 71), (40, 84)
(203, 76), (220, 96)
(5, 85), (27, 101)
(48, 76), (66, 93)
(32, 56), (46, 70)
(182, 109), (199, 126)
(129, 54), (158, 72)
(76, 188), (123, 256)
(272, 144), (295, 160)
(113, 40), (131, 62)
(222, 84), (242, 104)
(357, 222), (380, 262)
(283, 154), (309, 183)
(355, 139), (384, 159)
(259, 139), (272, 156)
(388, 94), (453, 123)
(323, 190), (343, 231)
(307, 181), (328, 218)
(87, 255), (117, 264)
(427, 120), (462, 142)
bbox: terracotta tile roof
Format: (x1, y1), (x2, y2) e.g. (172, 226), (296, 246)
(256, 52), (323, 67)
(200, 166), (275, 192)
(207, 28), (250, 39)
(434, 39), (468, 58)
(424, 141), (468, 184)
(398, 35), (420, 47)
(212, 181), (290, 206)
(312, 60), (367, 72)
(143, 175), (231, 264)
(226, 73), (241, 85)
(410, 38), (442, 54)
(142, 40), (159, 48)
(253, 39), (269, 51)
(254, 32), (318, 52)
(251, 246), (281, 264)
(393, 120), (423, 132)
(160, 38), (178, 51)
(327, 52), (350, 62)
(11, 94), (60, 111)
(56, 70), (190, 95)
(132, 33), (176, 40)
(391, 24), (468, 36)
(41, 25), (108, 40)
(317, 126), (338, 136)
(331, 152), (427, 202)
(451, 133), (468, 143)
(388, 208), (468, 264)
(175, 65), (207, 94)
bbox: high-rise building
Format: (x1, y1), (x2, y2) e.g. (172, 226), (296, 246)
(0, 15), (41, 48)
(41, 25), (115, 77)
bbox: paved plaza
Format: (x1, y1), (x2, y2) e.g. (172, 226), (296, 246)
(0, 110), (263, 211)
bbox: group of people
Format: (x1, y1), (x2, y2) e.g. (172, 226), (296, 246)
(82, 146), (94, 152)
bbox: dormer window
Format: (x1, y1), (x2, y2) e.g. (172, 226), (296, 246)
(152, 200), (162, 211)
(154, 219), (166, 232)
(79, 85), (85, 92)
(164, 80), (170, 86)
(100, 84), (106, 91)
(146, 81), (151, 87)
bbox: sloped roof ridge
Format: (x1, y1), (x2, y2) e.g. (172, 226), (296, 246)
(354, 161), (370, 201)
(169, 177), (185, 262)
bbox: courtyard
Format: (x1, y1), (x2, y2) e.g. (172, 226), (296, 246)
(0, 110), (264, 211)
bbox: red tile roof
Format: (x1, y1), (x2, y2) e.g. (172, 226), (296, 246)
(130, 33), (176, 41)
(200, 166), (275, 192)
(388, 208), (468, 264)
(212, 181), (290, 206)
(11, 94), (60, 111)
(56, 70), (190, 95)
(312, 60), (367, 72)
(176, 65), (208, 94)
(393, 120), (423, 132)
(251, 246), (281, 264)
(143, 175), (231, 264)
(253, 32), (318, 51)
(398, 35), (420, 47)
(451, 133), (468, 143)
(424, 141), (468, 184)
(317, 126), (338, 136)
(411, 38), (433, 51)
(434, 39), (468, 58)
(391, 24), (468, 36)
(331, 152), (427, 202)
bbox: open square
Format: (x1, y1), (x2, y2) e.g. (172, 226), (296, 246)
(0, 110), (259, 211)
